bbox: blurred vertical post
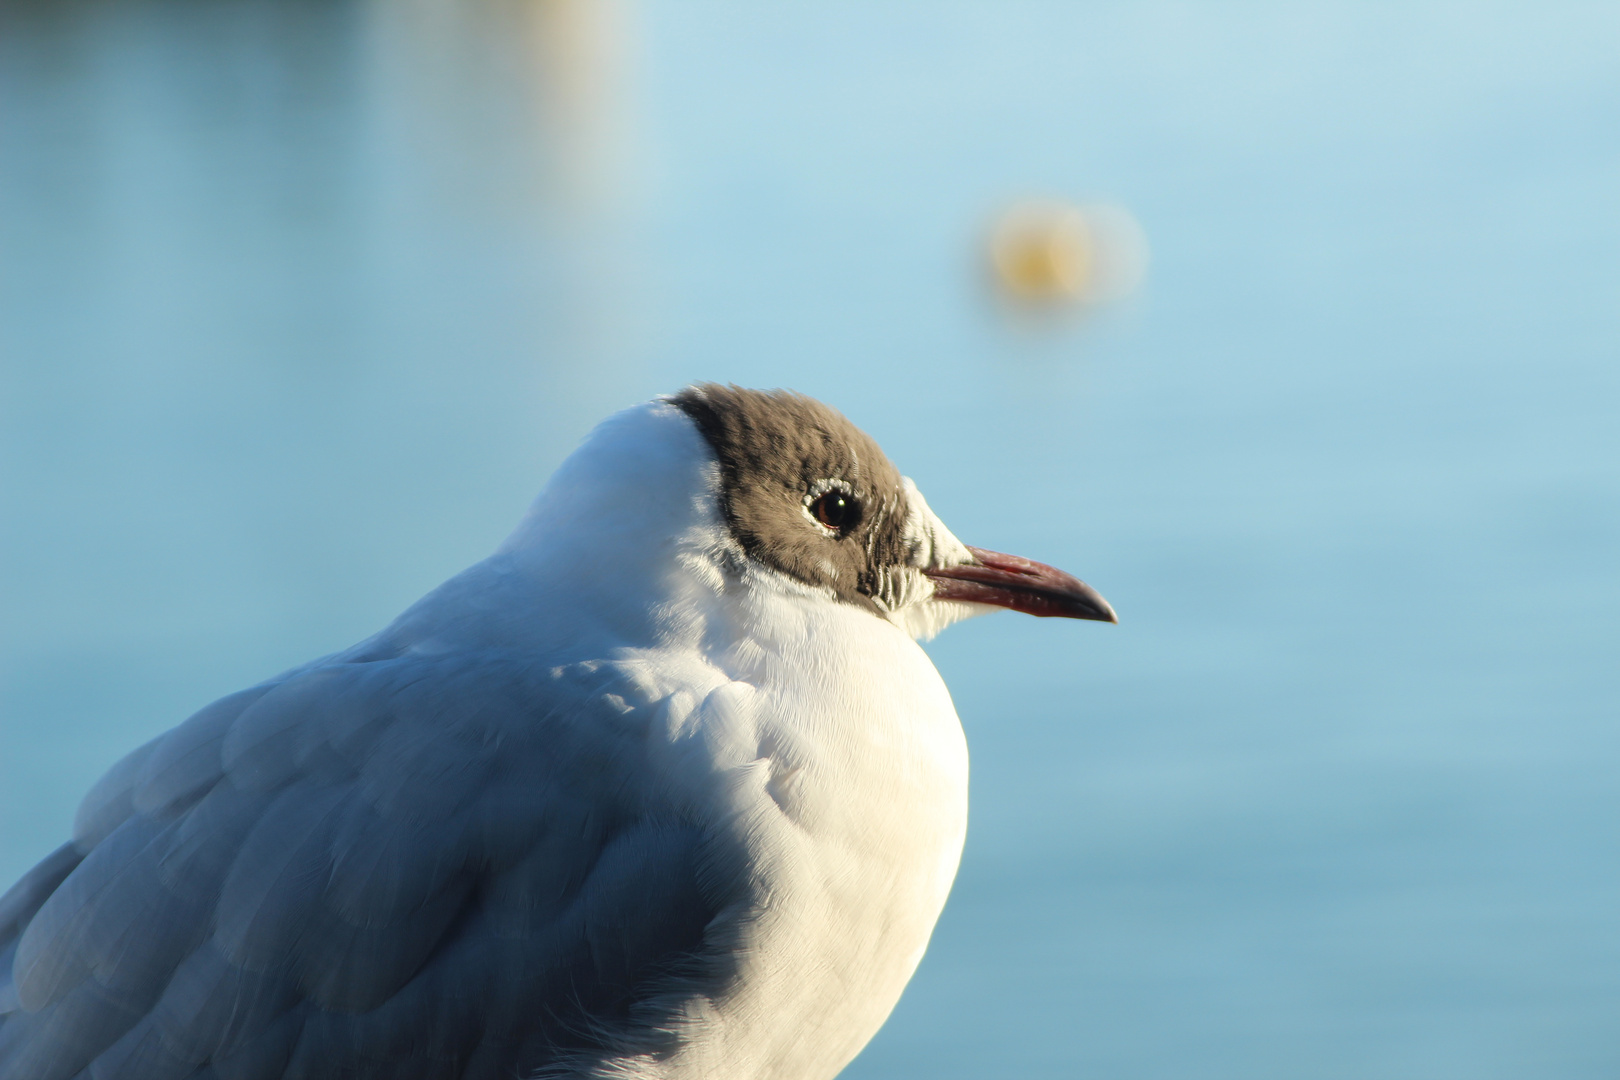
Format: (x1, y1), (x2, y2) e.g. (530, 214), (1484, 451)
(359, 0), (644, 422)
(530, 0), (632, 214)
(526, 0), (646, 408)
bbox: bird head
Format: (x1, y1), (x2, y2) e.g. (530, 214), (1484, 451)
(670, 384), (1115, 640)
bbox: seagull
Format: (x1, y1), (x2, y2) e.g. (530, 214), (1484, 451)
(0, 385), (1114, 1080)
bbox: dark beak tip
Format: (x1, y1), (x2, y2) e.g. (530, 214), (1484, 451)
(1070, 594), (1119, 625)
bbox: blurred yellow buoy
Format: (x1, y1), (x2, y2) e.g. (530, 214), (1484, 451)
(989, 200), (1148, 308)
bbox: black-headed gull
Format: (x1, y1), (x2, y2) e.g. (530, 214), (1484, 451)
(0, 385), (1113, 1079)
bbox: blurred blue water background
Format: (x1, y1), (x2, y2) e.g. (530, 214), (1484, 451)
(3, 3), (1617, 1076)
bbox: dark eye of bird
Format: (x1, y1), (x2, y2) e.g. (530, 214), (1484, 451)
(810, 490), (860, 535)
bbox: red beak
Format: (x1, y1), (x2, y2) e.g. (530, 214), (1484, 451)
(924, 546), (1117, 623)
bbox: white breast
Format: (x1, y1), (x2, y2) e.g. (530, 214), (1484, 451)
(646, 576), (969, 1080)
(488, 401), (971, 1078)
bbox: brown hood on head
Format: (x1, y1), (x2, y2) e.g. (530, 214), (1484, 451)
(672, 383), (1115, 628)
(672, 384), (912, 611)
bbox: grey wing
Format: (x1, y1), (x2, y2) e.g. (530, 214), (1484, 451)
(0, 651), (728, 1080)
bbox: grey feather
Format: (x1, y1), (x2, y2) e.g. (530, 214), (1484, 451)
(88, 1017), (201, 1080)
(131, 688), (272, 821)
(0, 642), (737, 1079)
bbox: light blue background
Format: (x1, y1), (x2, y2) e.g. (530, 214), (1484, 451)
(3, 3), (1616, 1076)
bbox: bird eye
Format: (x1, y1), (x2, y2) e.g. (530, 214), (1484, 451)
(809, 489), (860, 535)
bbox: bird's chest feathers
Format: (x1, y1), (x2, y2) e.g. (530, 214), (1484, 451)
(656, 594), (969, 1078)
(716, 595), (967, 862)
